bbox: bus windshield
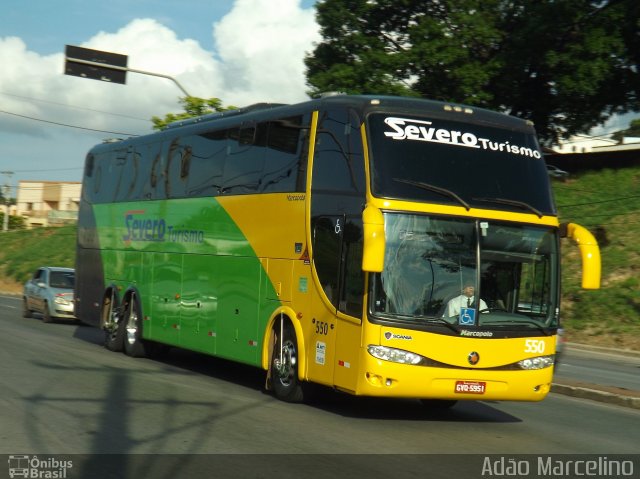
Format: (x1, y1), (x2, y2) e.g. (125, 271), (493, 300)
(367, 113), (555, 215)
(370, 213), (559, 331)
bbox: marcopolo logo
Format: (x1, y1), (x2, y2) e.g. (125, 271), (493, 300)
(383, 116), (542, 159)
(122, 210), (205, 245)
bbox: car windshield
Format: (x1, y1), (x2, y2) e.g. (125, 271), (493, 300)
(367, 113), (555, 215)
(49, 271), (75, 289)
(370, 213), (559, 331)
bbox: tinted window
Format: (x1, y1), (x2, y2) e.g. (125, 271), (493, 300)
(367, 114), (555, 215)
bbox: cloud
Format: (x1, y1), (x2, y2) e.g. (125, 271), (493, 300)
(0, 0), (319, 182)
(1, 0), (318, 135)
(213, 0), (320, 105)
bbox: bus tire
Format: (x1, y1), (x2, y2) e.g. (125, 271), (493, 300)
(123, 293), (146, 358)
(271, 323), (304, 403)
(102, 290), (124, 352)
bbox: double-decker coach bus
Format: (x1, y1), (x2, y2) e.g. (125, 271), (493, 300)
(75, 95), (600, 405)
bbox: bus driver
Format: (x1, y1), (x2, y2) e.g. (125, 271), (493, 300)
(444, 284), (488, 318)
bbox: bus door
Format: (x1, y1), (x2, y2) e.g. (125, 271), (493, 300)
(310, 107), (366, 391)
(308, 215), (340, 385)
(310, 213), (365, 390)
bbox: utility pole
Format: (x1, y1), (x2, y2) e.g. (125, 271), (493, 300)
(1, 171), (13, 232)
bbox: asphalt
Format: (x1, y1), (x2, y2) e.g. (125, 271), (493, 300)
(552, 343), (640, 410)
(2, 291), (639, 409)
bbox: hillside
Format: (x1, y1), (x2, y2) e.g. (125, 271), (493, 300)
(1, 168), (638, 350)
(553, 165), (640, 349)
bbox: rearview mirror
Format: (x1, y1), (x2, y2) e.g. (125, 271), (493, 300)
(362, 205), (385, 272)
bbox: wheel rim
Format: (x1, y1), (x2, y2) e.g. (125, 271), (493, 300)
(102, 293), (119, 339)
(275, 339), (297, 387)
(125, 298), (139, 346)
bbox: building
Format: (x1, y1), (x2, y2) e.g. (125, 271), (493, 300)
(15, 181), (81, 228)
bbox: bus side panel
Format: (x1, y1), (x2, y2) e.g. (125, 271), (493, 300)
(148, 252), (182, 347)
(180, 254), (218, 355)
(213, 255), (262, 365)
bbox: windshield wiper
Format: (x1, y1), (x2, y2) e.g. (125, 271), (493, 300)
(425, 317), (460, 333)
(393, 178), (470, 210)
(471, 197), (543, 218)
(480, 317), (551, 335)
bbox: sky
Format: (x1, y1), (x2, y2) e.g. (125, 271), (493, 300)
(0, 0), (320, 192)
(1, 0), (636, 195)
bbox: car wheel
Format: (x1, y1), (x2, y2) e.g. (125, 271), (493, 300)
(42, 301), (53, 323)
(22, 298), (32, 318)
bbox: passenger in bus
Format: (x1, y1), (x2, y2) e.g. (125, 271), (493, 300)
(444, 285), (488, 318)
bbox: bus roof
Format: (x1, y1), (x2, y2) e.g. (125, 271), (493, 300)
(90, 94), (534, 152)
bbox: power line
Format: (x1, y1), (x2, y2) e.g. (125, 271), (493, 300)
(0, 108), (141, 136)
(0, 90), (150, 122)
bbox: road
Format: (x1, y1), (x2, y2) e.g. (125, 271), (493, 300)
(0, 294), (638, 478)
(555, 347), (640, 392)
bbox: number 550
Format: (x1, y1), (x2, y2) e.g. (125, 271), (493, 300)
(524, 339), (545, 354)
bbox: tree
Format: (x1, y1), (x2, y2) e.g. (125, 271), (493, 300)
(151, 96), (236, 130)
(611, 118), (640, 142)
(305, 0), (640, 145)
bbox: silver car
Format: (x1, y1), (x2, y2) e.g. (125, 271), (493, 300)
(23, 267), (76, 322)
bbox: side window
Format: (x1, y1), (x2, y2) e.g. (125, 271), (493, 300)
(91, 150), (122, 204)
(223, 123), (267, 194)
(33, 269), (44, 282)
(340, 216), (364, 318)
(261, 114), (310, 193)
(313, 216), (342, 308)
(185, 129), (227, 197)
(142, 143), (165, 200)
(164, 138), (189, 199)
(312, 109), (365, 193)
(114, 146), (142, 202)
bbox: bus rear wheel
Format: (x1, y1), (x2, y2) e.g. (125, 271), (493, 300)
(271, 323), (304, 403)
(101, 291), (124, 352)
(123, 293), (147, 358)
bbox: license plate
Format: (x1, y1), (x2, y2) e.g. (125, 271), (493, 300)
(454, 380), (486, 394)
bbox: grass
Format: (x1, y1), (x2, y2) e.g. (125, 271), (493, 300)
(0, 169), (638, 350)
(0, 225), (76, 284)
(553, 166), (640, 349)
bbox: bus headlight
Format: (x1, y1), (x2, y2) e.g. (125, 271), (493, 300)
(367, 345), (423, 365)
(518, 355), (555, 370)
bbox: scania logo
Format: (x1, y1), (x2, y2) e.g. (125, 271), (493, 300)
(383, 331), (413, 340)
(468, 351), (480, 365)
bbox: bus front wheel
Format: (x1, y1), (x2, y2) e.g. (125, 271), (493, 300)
(271, 323), (304, 403)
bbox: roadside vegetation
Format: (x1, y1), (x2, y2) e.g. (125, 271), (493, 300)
(0, 167), (638, 350)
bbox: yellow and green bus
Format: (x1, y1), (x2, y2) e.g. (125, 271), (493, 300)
(75, 95), (600, 405)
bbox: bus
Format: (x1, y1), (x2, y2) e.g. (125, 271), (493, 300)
(75, 95), (600, 405)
